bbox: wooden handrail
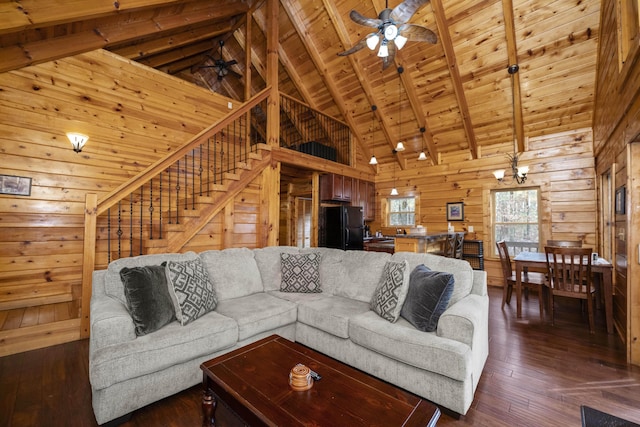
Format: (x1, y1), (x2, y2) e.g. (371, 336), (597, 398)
(96, 86), (271, 215)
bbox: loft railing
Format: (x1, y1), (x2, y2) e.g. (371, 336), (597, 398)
(90, 88), (270, 265)
(279, 93), (351, 165)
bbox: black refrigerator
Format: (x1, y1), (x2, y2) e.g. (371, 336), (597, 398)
(322, 206), (364, 250)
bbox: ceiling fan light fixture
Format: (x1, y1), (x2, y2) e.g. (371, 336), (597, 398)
(377, 42), (389, 58)
(395, 35), (407, 50)
(366, 34), (380, 50)
(384, 24), (398, 41)
(418, 151), (427, 161)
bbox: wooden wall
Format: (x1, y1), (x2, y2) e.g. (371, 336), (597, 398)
(367, 128), (597, 289)
(592, 0), (640, 363)
(0, 49), (240, 356)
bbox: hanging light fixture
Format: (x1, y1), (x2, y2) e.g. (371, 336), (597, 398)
(494, 64), (528, 184)
(395, 66), (405, 152)
(417, 126), (428, 161)
(369, 105), (378, 165)
(67, 132), (89, 153)
(390, 149), (399, 195)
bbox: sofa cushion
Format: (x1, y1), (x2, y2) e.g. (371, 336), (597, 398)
(200, 248), (263, 300)
(390, 252), (473, 307)
(370, 260), (410, 322)
(333, 251), (392, 302)
(349, 310), (472, 381)
(254, 246), (300, 291)
(215, 293), (298, 341)
(400, 265), (454, 332)
(280, 252), (322, 293)
(297, 295), (371, 339)
(90, 310), (238, 391)
(165, 257), (217, 326)
(104, 252), (198, 304)
(120, 265), (175, 336)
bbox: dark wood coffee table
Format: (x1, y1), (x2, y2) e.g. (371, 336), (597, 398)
(200, 334), (440, 427)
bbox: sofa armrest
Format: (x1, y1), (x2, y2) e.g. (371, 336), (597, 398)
(437, 293), (489, 348)
(90, 271), (136, 351)
(470, 270), (487, 296)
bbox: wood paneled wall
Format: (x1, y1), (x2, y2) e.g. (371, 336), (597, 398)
(0, 49), (242, 356)
(367, 128), (597, 289)
(592, 0), (640, 363)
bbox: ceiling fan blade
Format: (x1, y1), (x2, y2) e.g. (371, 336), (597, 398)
(225, 59), (238, 66)
(399, 24), (437, 43)
(337, 36), (370, 56)
(391, 0), (430, 23)
(349, 9), (382, 28)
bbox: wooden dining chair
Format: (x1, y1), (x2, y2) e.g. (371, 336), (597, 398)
(496, 240), (548, 318)
(544, 246), (596, 333)
(546, 239), (582, 247)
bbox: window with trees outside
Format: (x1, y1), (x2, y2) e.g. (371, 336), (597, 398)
(493, 188), (540, 256)
(388, 197), (415, 226)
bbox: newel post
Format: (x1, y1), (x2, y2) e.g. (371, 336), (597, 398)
(80, 193), (98, 339)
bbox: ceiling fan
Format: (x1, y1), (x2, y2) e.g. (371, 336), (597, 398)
(338, 0), (437, 69)
(195, 40), (240, 80)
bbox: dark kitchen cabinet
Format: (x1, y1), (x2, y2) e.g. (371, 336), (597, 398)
(320, 173), (352, 201)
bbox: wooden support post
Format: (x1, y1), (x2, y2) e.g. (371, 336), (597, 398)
(80, 193), (98, 339)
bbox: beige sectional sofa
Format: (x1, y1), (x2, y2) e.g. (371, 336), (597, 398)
(89, 246), (488, 425)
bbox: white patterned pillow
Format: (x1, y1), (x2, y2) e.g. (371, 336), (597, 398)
(164, 257), (217, 326)
(370, 260), (410, 322)
(280, 252), (322, 293)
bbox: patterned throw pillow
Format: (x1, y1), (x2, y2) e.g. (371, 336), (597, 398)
(280, 252), (322, 293)
(370, 260), (410, 322)
(164, 257), (217, 326)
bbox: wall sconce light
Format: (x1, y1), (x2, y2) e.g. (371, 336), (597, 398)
(67, 132), (89, 153)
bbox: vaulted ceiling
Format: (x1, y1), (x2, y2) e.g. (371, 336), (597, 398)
(0, 0), (600, 168)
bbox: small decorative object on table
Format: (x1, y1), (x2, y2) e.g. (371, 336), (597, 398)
(289, 363), (313, 391)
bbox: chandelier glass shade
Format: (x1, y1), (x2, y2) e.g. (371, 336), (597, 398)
(67, 132), (89, 153)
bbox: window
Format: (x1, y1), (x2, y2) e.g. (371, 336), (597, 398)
(388, 197), (415, 226)
(493, 188), (540, 256)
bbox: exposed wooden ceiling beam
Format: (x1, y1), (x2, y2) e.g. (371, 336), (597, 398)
(0, 2), (250, 73)
(280, 0), (373, 171)
(430, 0), (479, 159)
(110, 22), (235, 61)
(502, 0), (525, 153)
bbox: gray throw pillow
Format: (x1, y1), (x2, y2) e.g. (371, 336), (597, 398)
(164, 257), (217, 326)
(280, 252), (322, 293)
(370, 259), (410, 322)
(400, 264), (454, 332)
(120, 265), (175, 336)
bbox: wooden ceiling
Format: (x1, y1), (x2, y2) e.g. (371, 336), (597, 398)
(0, 0), (600, 167)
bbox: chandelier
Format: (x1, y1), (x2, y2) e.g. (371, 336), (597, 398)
(493, 64), (528, 184)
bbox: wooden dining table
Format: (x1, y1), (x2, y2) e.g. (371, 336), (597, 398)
(513, 251), (614, 334)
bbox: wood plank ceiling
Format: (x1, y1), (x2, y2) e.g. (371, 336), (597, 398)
(0, 0), (600, 168)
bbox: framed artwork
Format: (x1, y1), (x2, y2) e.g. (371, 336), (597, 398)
(446, 202), (464, 221)
(0, 175), (31, 196)
(615, 185), (625, 215)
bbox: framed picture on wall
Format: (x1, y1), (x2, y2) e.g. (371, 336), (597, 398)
(615, 185), (626, 215)
(446, 202), (464, 221)
(0, 174), (31, 196)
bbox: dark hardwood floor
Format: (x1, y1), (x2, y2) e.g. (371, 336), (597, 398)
(1, 286), (640, 427)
